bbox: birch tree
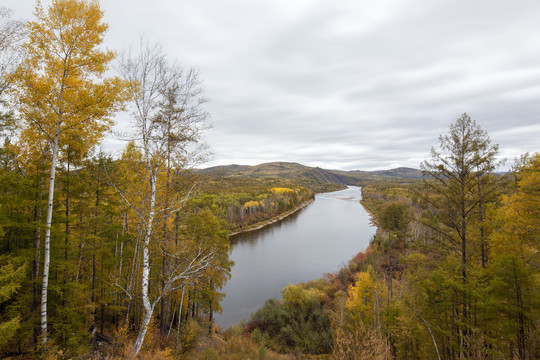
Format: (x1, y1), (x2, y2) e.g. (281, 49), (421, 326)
(118, 41), (217, 356)
(9, 0), (130, 347)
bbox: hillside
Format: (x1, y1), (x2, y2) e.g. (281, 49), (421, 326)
(371, 167), (423, 179)
(197, 162), (423, 191)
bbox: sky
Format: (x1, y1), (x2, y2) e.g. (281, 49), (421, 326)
(4, 0), (540, 171)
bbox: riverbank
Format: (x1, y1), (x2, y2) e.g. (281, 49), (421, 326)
(228, 198), (315, 237)
(216, 185), (376, 329)
(359, 197), (378, 226)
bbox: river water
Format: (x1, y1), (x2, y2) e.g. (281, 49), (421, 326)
(214, 186), (376, 329)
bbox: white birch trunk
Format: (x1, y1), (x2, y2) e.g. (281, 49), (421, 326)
(131, 173), (157, 356)
(40, 121), (61, 347)
(420, 312), (441, 360)
(177, 285), (186, 334)
(132, 303), (154, 356)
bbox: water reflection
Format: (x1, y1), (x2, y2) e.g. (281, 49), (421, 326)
(215, 186), (376, 329)
(230, 204), (310, 248)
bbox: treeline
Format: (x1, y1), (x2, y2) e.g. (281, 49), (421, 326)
(199, 179), (314, 233)
(0, 151), (232, 356)
(240, 115), (539, 360)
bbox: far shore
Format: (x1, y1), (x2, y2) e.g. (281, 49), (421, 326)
(228, 198), (315, 237)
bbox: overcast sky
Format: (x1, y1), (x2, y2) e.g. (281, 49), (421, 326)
(4, 0), (540, 170)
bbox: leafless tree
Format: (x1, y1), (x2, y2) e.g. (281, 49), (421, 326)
(117, 39), (215, 356)
(0, 7), (25, 97)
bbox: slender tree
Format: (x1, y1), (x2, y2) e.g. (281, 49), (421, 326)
(9, 0), (130, 347)
(379, 202), (409, 297)
(118, 40), (217, 356)
(420, 113), (501, 352)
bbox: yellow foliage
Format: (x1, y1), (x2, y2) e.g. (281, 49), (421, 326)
(243, 200), (260, 208)
(493, 153), (540, 261)
(346, 266), (387, 326)
(347, 271), (375, 314)
(10, 0), (132, 161)
(270, 187), (294, 194)
(281, 283), (324, 307)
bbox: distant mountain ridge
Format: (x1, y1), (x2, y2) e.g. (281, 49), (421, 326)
(197, 162), (422, 187)
(370, 167), (424, 179)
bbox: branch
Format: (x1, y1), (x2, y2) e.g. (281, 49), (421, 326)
(104, 164), (142, 218)
(113, 280), (134, 301)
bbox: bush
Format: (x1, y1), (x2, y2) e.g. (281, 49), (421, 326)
(248, 288), (333, 354)
(179, 319), (203, 354)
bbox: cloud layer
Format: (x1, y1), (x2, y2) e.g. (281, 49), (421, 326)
(5, 0), (540, 170)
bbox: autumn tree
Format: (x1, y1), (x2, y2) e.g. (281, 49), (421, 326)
(489, 153), (540, 359)
(378, 202), (409, 297)
(419, 113), (502, 354)
(9, 0), (130, 347)
(336, 266), (388, 359)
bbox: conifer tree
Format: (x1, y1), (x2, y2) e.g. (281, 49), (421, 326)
(420, 113), (501, 353)
(0, 255), (27, 349)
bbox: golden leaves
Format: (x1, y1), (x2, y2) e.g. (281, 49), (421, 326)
(10, 0), (132, 160)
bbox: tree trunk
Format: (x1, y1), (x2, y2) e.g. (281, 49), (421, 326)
(419, 312), (442, 360)
(65, 150), (70, 264)
(460, 179), (468, 345)
(208, 281), (214, 333)
(32, 158), (45, 349)
(388, 236), (393, 298)
(478, 183), (487, 269)
(132, 304), (154, 356)
(160, 118), (174, 332)
(61, 152), (71, 309)
(41, 121), (62, 347)
(92, 180), (100, 304)
(132, 173), (157, 357)
(513, 261), (526, 360)
(32, 163), (44, 314)
(177, 285), (185, 335)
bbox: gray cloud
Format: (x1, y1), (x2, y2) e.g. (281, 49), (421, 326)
(4, 0), (539, 170)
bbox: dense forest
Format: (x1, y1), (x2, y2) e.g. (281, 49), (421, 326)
(0, 1), (539, 359)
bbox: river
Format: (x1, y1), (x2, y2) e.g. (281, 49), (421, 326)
(214, 186), (376, 329)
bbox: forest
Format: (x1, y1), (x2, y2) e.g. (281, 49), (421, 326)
(0, 1), (539, 359)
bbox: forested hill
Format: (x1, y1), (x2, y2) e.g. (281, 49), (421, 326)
(197, 162), (423, 190)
